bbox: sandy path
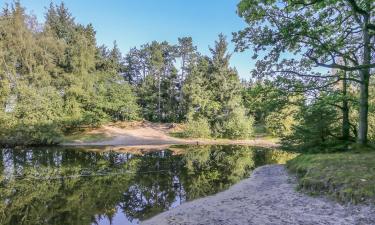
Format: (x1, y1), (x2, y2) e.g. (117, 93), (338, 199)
(142, 165), (375, 225)
(62, 123), (278, 148)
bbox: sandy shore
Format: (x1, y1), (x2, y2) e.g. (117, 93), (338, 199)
(142, 165), (375, 225)
(62, 123), (278, 148)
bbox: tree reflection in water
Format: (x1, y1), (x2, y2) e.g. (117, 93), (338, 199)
(0, 145), (296, 225)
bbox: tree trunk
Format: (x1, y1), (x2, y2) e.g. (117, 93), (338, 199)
(178, 55), (186, 120)
(341, 72), (350, 141)
(358, 15), (371, 145)
(158, 72), (161, 121)
(358, 71), (369, 144)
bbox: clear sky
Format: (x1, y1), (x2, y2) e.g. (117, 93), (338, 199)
(5, 0), (255, 79)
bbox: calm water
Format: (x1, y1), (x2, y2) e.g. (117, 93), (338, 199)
(0, 145), (295, 225)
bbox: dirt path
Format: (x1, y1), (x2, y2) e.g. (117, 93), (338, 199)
(62, 122), (278, 148)
(142, 165), (375, 225)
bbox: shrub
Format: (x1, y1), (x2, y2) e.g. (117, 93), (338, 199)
(281, 99), (340, 150)
(222, 108), (254, 139)
(184, 117), (211, 138)
(265, 100), (301, 137)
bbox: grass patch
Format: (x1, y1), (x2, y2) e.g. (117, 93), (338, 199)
(287, 150), (375, 204)
(169, 131), (188, 138)
(63, 132), (111, 143)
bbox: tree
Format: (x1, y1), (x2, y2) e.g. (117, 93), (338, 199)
(123, 47), (142, 84)
(282, 95), (341, 151)
(108, 41), (123, 74)
(234, 0), (375, 144)
(176, 37), (197, 117)
(242, 80), (289, 123)
(0, 2), (140, 146)
(184, 35), (254, 138)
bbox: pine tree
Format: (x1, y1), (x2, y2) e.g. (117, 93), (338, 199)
(184, 35), (254, 138)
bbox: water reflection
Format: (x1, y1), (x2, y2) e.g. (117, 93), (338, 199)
(0, 145), (296, 225)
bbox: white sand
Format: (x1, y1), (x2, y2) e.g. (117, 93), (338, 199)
(142, 165), (375, 225)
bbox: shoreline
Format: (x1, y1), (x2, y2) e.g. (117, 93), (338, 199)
(61, 124), (279, 148)
(61, 139), (279, 148)
(141, 165), (375, 225)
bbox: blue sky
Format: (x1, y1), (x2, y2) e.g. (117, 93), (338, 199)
(5, 0), (255, 79)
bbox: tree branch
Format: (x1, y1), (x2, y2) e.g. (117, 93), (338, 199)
(306, 54), (375, 71)
(273, 70), (362, 83)
(346, 0), (368, 16)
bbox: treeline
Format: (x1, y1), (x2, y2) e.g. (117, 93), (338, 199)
(242, 78), (375, 151)
(0, 3), (139, 146)
(3, 1), (372, 149)
(0, 2), (253, 146)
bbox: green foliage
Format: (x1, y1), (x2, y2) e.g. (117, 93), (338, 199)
(241, 80), (303, 138)
(4, 123), (63, 146)
(265, 96), (302, 137)
(132, 41), (187, 122)
(242, 81), (288, 123)
(63, 132), (111, 143)
(0, 2), (139, 146)
(287, 151), (375, 204)
(1, 2), (263, 145)
(282, 96), (340, 150)
(184, 117), (211, 138)
(184, 35), (254, 139)
(221, 106), (254, 139)
(235, 0), (375, 145)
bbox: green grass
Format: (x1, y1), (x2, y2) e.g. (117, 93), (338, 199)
(287, 150), (375, 204)
(63, 132), (111, 143)
(169, 131), (187, 138)
(169, 131), (279, 142)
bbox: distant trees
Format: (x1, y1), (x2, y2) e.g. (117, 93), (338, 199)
(119, 34), (254, 138)
(0, 2), (256, 146)
(126, 41), (180, 122)
(122, 39), (197, 122)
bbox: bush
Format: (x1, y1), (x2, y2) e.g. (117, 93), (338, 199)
(222, 108), (254, 139)
(265, 110), (298, 137)
(184, 117), (211, 138)
(282, 99), (339, 150)
(264, 97), (301, 137)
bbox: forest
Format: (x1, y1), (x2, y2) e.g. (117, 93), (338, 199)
(1, 1), (375, 224)
(0, 1), (375, 151)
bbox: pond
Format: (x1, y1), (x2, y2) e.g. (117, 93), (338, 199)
(0, 145), (295, 225)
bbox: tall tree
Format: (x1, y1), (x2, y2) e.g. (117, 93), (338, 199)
(177, 37), (197, 116)
(0, 2), (139, 146)
(185, 35), (254, 138)
(234, 0), (375, 144)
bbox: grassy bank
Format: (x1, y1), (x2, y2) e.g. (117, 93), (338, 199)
(287, 150), (375, 204)
(169, 123), (278, 142)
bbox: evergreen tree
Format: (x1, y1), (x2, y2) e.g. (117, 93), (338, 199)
(0, 2), (139, 146)
(184, 35), (254, 138)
